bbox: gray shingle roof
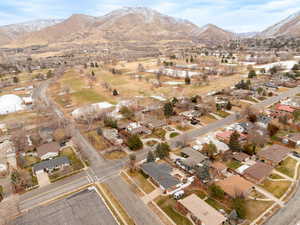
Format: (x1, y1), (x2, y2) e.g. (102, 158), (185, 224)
(33, 156), (70, 173)
(140, 162), (180, 190)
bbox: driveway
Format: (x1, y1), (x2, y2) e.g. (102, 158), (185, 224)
(36, 171), (50, 187)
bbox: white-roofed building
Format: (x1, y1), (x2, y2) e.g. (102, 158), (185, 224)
(71, 101), (114, 119)
(0, 94), (25, 115)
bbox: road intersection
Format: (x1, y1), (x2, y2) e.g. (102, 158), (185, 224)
(22, 79), (300, 225)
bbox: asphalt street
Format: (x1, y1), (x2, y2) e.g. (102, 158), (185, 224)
(170, 86), (300, 147)
(27, 77), (300, 225)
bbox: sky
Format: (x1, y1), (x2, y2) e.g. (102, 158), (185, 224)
(1, 0), (300, 32)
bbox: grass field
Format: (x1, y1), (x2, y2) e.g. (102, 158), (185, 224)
(276, 157), (297, 178)
(128, 170), (155, 194)
(103, 150), (127, 160)
(86, 131), (109, 151)
(60, 147), (84, 170)
(245, 200), (274, 221)
(260, 180), (291, 198)
(226, 160), (242, 170)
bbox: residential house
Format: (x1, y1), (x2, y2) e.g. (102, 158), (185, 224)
(274, 104), (296, 114)
(141, 118), (167, 130)
(216, 131), (246, 144)
(33, 156), (70, 175)
(284, 133), (300, 147)
(126, 122), (151, 135)
(216, 175), (254, 198)
(102, 128), (123, 145)
(256, 115), (272, 128)
(257, 144), (292, 166)
(39, 127), (54, 143)
(180, 147), (207, 171)
(193, 135), (229, 153)
(0, 123), (7, 134)
(178, 194), (227, 225)
(0, 140), (17, 168)
(37, 142), (61, 160)
(140, 162), (180, 194)
(238, 122), (255, 134)
(232, 152), (251, 163)
(210, 161), (228, 177)
(243, 162), (273, 184)
(180, 110), (201, 120)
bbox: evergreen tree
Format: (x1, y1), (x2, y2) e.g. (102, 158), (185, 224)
(113, 89), (119, 96)
(155, 143), (170, 159)
(225, 101), (232, 110)
(229, 131), (242, 152)
(185, 75), (191, 85)
(248, 70), (257, 78)
(127, 135), (143, 151)
(163, 102), (174, 117)
(232, 197), (246, 219)
(146, 151), (155, 162)
(13, 76), (19, 83)
(209, 184), (225, 199)
(0, 185), (3, 202)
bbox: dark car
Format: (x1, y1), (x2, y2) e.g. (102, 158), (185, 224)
(292, 151), (300, 158)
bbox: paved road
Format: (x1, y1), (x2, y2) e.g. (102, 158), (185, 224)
(13, 189), (118, 225)
(170, 86), (300, 147)
(29, 75), (300, 225)
(105, 176), (164, 225)
(19, 172), (90, 212)
(264, 183), (300, 225)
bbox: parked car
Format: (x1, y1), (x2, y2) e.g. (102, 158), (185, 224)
(292, 151), (300, 158)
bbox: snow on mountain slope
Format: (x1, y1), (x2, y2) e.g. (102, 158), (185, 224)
(259, 11), (300, 37)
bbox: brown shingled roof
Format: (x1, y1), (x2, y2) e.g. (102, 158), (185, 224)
(216, 175), (253, 198)
(243, 162), (273, 183)
(257, 144), (292, 164)
(37, 142), (60, 158)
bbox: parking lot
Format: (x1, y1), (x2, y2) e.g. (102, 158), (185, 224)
(11, 188), (118, 225)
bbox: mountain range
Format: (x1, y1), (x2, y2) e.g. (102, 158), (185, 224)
(0, 7), (299, 47)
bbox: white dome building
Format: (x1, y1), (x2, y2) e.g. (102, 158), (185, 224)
(0, 94), (25, 115)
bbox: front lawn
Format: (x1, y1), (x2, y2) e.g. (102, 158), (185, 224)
(128, 170), (155, 194)
(170, 132), (180, 138)
(276, 157), (297, 178)
(260, 180), (291, 198)
(86, 130), (109, 151)
(71, 89), (108, 104)
(215, 110), (230, 118)
(200, 115), (217, 124)
(245, 200), (274, 221)
(60, 147), (84, 170)
(155, 196), (193, 225)
(103, 150), (127, 160)
(205, 198), (231, 213)
(226, 160), (242, 170)
(24, 156), (40, 168)
(269, 174), (284, 180)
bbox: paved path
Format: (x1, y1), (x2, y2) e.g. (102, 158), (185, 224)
(254, 186), (285, 207)
(264, 182), (300, 225)
(272, 170), (295, 181)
